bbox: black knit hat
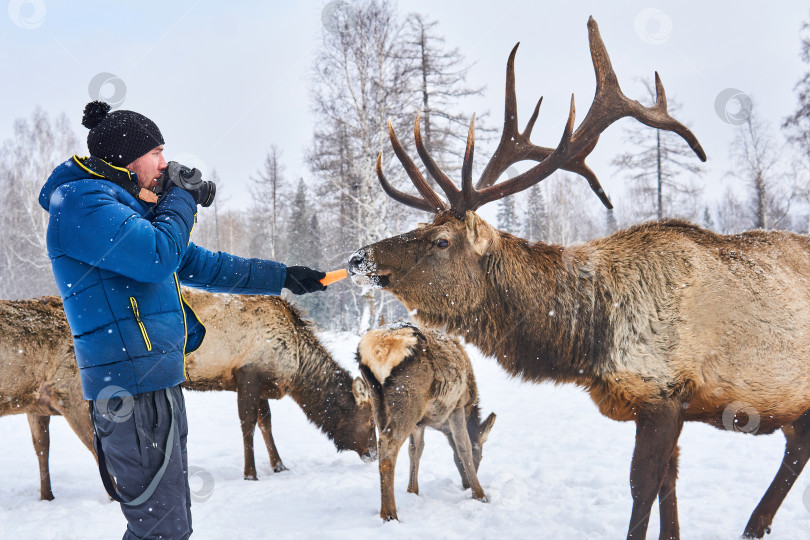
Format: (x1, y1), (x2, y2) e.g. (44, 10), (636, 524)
(82, 101), (165, 167)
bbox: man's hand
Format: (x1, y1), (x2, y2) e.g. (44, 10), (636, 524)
(160, 161), (216, 207)
(284, 266), (327, 295)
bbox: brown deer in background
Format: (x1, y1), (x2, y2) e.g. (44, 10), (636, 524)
(2, 291), (376, 498)
(349, 17), (809, 540)
(356, 323), (495, 521)
(0, 296), (95, 501)
(181, 289), (377, 478)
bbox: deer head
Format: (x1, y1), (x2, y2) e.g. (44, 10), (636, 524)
(348, 17), (705, 319)
(330, 377), (377, 462)
(469, 407), (497, 473)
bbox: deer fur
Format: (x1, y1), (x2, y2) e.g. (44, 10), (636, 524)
(181, 289), (377, 478)
(0, 296), (95, 500)
(356, 323), (496, 521)
(350, 211), (810, 538)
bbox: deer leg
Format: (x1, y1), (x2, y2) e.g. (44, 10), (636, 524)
(442, 429), (471, 489)
(447, 408), (487, 502)
(626, 400), (683, 540)
(658, 445), (680, 540)
(257, 398), (287, 472)
(26, 414), (53, 501)
(235, 368), (262, 480)
(407, 424), (426, 495)
(743, 409), (810, 538)
(56, 400), (96, 459)
(378, 424), (413, 521)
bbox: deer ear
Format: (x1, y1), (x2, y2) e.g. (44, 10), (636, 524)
(465, 211), (496, 256)
(479, 412), (496, 444)
(352, 377), (370, 405)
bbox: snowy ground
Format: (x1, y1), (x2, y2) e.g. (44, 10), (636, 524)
(1, 331), (809, 539)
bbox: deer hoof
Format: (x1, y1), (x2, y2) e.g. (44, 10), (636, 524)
(381, 511), (399, 522)
(743, 521), (772, 538)
(243, 475), (258, 481)
(472, 490), (488, 503)
(273, 463), (288, 473)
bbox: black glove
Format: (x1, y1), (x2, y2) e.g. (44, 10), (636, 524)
(284, 266), (327, 295)
(160, 161), (216, 207)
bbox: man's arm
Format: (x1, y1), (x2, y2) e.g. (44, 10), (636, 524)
(53, 181), (197, 283)
(177, 242), (287, 295)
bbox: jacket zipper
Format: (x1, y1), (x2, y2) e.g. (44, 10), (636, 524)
(176, 213), (198, 377)
(173, 274), (190, 378)
(173, 274), (206, 380)
(129, 297), (153, 351)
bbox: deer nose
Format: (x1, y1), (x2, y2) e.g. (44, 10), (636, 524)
(348, 250), (365, 272)
(361, 448), (378, 463)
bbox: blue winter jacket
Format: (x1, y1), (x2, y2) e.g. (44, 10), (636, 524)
(39, 156), (287, 400)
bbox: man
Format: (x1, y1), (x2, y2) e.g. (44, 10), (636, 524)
(38, 100), (326, 539)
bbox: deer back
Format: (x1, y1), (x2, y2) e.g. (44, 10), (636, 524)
(357, 323), (477, 431)
(182, 289), (307, 392)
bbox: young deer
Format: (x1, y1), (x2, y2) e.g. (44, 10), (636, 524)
(349, 17), (810, 540)
(356, 323), (495, 521)
(0, 296), (95, 501)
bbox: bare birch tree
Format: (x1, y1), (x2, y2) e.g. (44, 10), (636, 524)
(0, 108), (79, 299)
(249, 147), (287, 260)
(728, 110), (793, 230)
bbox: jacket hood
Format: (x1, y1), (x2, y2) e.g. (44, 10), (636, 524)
(39, 155), (141, 211)
(40, 156), (93, 211)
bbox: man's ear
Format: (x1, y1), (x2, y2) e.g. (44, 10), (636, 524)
(465, 211), (497, 256)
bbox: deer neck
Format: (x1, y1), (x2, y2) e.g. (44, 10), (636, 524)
(287, 335), (357, 440)
(434, 237), (612, 386)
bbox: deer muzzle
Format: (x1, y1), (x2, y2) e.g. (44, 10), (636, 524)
(348, 249), (389, 289)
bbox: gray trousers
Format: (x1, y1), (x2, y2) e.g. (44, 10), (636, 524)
(92, 384), (191, 540)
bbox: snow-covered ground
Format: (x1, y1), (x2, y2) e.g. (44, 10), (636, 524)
(1, 331), (809, 539)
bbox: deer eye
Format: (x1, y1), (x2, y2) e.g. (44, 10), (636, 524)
(434, 238), (450, 249)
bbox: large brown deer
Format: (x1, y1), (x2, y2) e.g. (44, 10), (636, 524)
(0, 296), (95, 501)
(356, 323), (496, 521)
(181, 289), (377, 478)
(348, 17), (809, 540)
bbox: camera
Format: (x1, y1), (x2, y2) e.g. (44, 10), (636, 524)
(159, 161), (216, 207)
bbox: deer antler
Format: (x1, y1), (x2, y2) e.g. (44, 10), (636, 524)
(376, 119), (447, 213)
(377, 16), (706, 215)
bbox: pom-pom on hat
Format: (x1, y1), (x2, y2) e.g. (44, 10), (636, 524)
(82, 101), (164, 167)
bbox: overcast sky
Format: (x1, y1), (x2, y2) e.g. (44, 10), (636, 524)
(2, 1), (808, 222)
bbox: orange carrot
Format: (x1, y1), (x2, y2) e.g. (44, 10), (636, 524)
(320, 268), (348, 286)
